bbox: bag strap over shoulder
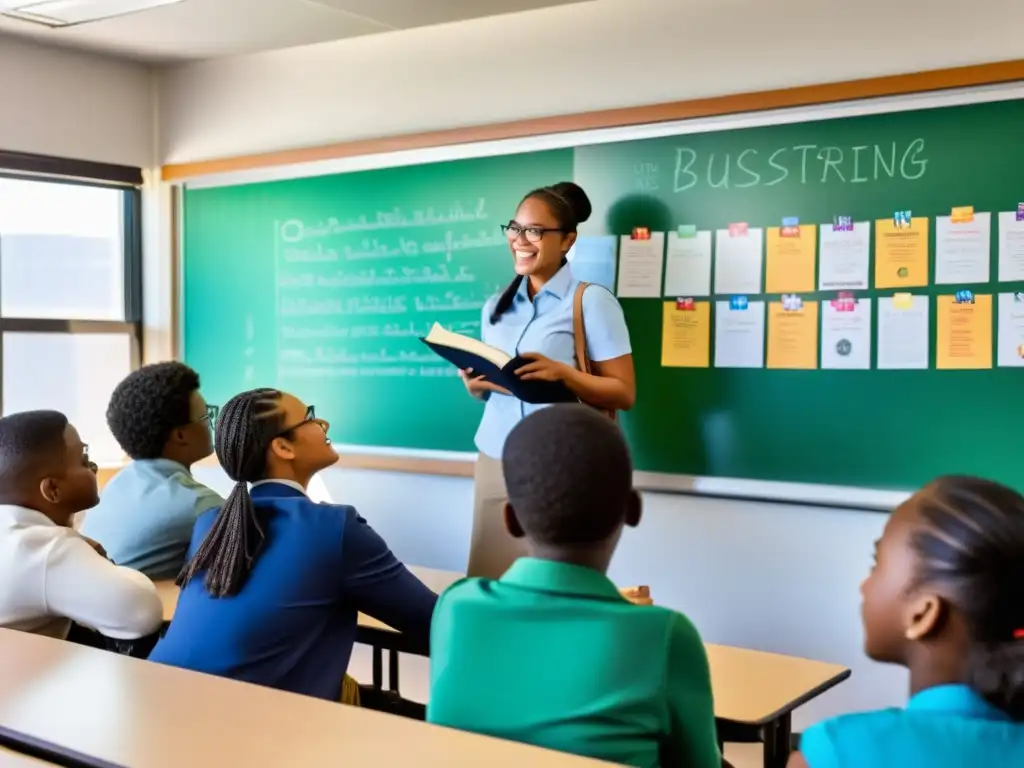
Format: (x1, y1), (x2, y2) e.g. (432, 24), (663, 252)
(572, 281), (617, 421)
(573, 281), (591, 375)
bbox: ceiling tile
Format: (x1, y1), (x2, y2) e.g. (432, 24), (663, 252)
(0, 0), (392, 61)
(308, 0), (592, 29)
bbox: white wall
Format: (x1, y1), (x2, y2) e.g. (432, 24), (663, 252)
(0, 35), (154, 167)
(158, 0), (1024, 164)
(149, 0), (1024, 730)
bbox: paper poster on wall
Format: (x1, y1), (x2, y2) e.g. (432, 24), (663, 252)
(934, 211), (991, 285)
(819, 221), (870, 291)
(714, 226), (764, 295)
(936, 293), (992, 370)
(875, 217), (929, 289)
(877, 295), (930, 370)
(567, 235), (617, 292)
(661, 300), (711, 367)
(663, 230), (712, 296)
(765, 224), (816, 293)
(714, 300), (766, 368)
(998, 211), (1024, 282)
(821, 298), (872, 369)
(997, 292), (1024, 367)
(616, 231), (665, 298)
(767, 300), (819, 369)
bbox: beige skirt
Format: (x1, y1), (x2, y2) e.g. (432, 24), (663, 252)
(465, 452), (528, 580)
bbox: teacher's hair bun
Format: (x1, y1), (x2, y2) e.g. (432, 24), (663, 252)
(550, 181), (592, 225)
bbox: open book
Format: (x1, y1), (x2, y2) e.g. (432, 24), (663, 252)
(420, 323), (577, 405)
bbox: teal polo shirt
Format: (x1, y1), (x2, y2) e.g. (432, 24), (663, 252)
(427, 558), (721, 768)
(800, 684), (1024, 768)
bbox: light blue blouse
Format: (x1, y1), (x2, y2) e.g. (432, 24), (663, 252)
(800, 684), (1024, 768)
(474, 264), (631, 459)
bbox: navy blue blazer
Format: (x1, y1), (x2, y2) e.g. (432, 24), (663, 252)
(149, 482), (437, 700)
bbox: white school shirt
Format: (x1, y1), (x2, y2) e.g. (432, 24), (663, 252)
(0, 504), (164, 640)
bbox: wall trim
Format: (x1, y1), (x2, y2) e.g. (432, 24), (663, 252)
(161, 58), (1024, 181)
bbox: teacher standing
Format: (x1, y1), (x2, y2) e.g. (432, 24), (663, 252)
(461, 181), (636, 579)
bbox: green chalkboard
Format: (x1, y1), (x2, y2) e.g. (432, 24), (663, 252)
(184, 150), (573, 451)
(183, 97), (1024, 491)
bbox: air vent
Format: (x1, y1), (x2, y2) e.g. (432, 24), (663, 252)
(0, 0), (184, 27)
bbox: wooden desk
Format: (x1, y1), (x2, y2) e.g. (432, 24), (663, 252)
(157, 567), (850, 768)
(0, 746), (55, 768)
(0, 629), (614, 768)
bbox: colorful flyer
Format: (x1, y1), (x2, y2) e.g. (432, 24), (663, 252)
(936, 293), (993, 369)
(878, 294), (929, 369)
(714, 299), (766, 368)
(997, 292), (1024, 367)
(765, 224), (816, 293)
(767, 300), (819, 369)
(875, 217), (930, 289)
(661, 300), (710, 367)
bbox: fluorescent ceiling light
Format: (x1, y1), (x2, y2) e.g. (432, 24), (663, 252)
(0, 0), (184, 27)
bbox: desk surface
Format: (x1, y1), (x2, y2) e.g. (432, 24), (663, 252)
(157, 566), (849, 726)
(0, 629), (614, 768)
(0, 747), (54, 768)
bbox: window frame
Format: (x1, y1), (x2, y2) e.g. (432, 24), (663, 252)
(0, 169), (144, 415)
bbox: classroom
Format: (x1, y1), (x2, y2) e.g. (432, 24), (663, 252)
(1, 1), (1023, 767)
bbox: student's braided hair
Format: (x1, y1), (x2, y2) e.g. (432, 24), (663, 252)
(912, 475), (1024, 720)
(489, 181), (592, 324)
(176, 388), (284, 597)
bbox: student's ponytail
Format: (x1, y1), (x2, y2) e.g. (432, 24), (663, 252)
(967, 641), (1024, 720)
(912, 475), (1024, 720)
(490, 181), (592, 324)
(176, 388), (284, 598)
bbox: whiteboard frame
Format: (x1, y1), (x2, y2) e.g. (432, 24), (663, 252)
(179, 81), (1024, 510)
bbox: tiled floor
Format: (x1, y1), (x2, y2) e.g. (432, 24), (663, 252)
(348, 645), (766, 768)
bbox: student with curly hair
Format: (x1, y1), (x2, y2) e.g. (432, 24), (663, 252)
(81, 362), (223, 579)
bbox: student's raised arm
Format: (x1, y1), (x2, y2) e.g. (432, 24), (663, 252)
(44, 534), (163, 639)
(662, 613), (723, 768)
(340, 508), (438, 640)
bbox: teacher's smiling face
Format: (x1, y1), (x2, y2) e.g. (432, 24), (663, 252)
(505, 195), (576, 281)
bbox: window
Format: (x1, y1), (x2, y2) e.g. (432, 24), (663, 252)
(0, 179), (125, 321)
(0, 171), (142, 466)
(2, 333), (133, 465)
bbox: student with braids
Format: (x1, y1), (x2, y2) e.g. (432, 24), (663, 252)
(464, 181), (635, 579)
(149, 389), (438, 702)
(790, 475), (1024, 768)
(429, 405), (723, 768)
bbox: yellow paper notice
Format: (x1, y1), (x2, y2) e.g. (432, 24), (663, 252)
(767, 300), (819, 369)
(875, 217), (929, 288)
(765, 224), (817, 293)
(661, 301), (711, 367)
(936, 294), (992, 369)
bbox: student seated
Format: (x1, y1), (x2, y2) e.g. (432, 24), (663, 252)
(790, 475), (1024, 768)
(149, 388), (438, 702)
(427, 404), (722, 768)
(81, 362), (224, 579)
(0, 410), (163, 640)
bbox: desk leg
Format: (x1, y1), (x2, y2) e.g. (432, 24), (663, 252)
(388, 649), (400, 693)
(762, 714), (792, 768)
(372, 647), (383, 689)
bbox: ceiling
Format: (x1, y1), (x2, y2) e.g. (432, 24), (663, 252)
(0, 0), (592, 63)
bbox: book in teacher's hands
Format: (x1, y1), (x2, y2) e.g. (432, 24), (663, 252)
(420, 323), (578, 405)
